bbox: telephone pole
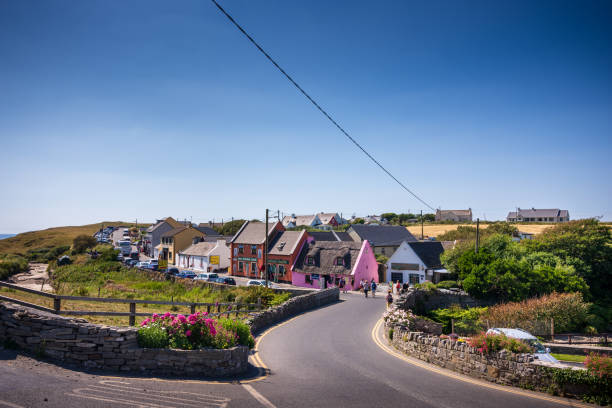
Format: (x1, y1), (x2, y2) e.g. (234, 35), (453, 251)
(264, 209), (269, 288)
(421, 210), (424, 240)
(475, 218), (480, 254)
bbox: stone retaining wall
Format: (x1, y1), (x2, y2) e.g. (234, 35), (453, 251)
(0, 302), (248, 376)
(396, 288), (492, 315)
(386, 323), (578, 390)
(247, 288), (339, 334)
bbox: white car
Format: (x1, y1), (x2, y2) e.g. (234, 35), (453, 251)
(194, 273), (218, 281)
(135, 261), (150, 269)
(486, 328), (559, 363)
(246, 280), (279, 288)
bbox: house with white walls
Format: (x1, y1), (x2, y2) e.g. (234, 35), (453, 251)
(177, 238), (230, 272)
(385, 241), (447, 285)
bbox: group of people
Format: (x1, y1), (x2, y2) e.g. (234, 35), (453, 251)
(358, 278), (377, 298)
(389, 280), (409, 295)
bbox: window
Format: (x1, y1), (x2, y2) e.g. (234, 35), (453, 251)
(251, 245), (257, 255)
(335, 257), (344, 266)
(381, 248), (386, 255)
(169, 252), (172, 260)
(307, 256), (315, 265)
(238, 245), (244, 254)
(238, 262), (244, 272)
(305, 275), (312, 284)
(279, 265), (285, 276)
(251, 263), (256, 274)
(233, 247), (238, 256)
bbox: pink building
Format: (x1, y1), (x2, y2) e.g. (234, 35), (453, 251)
(291, 238), (378, 290)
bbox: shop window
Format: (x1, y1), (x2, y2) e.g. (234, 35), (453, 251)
(239, 262), (244, 272)
(251, 245), (257, 255)
(305, 275), (312, 284)
(279, 265), (285, 275)
(251, 263), (256, 274)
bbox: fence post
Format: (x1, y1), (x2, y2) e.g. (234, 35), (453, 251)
(451, 319), (455, 334)
(53, 296), (61, 314)
(235, 304), (240, 318)
(129, 302), (136, 326)
(190, 304), (196, 315)
(216, 303), (221, 314)
(257, 297), (262, 311)
(207, 305), (211, 314)
(551, 318), (554, 341)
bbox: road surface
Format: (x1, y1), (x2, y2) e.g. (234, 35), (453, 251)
(0, 293), (588, 408)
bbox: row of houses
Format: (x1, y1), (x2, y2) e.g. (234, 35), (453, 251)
(281, 212), (344, 230)
(435, 208), (570, 223)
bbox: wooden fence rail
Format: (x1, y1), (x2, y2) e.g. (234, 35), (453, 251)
(0, 281), (262, 326)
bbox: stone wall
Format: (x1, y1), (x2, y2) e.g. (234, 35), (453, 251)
(0, 302), (248, 376)
(247, 287), (339, 334)
(396, 288), (492, 315)
(386, 323), (579, 390)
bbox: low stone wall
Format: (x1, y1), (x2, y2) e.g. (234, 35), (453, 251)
(0, 302), (248, 376)
(247, 287), (339, 334)
(386, 323), (579, 390)
(396, 288), (492, 315)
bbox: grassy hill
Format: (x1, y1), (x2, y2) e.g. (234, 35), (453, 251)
(0, 221), (149, 256)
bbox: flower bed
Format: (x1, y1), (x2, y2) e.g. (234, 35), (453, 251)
(467, 331), (532, 354)
(138, 312), (254, 350)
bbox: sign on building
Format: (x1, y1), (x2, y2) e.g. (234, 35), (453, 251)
(210, 255), (220, 265)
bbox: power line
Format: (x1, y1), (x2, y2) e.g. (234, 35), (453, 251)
(210, 0), (436, 212)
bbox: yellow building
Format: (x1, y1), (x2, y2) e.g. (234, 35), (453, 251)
(156, 226), (204, 265)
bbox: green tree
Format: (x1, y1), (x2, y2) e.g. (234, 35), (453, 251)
(72, 234), (97, 254)
(218, 220), (246, 236)
(381, 213), (398, 224)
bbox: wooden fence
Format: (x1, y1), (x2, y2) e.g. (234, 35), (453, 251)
(0, 281), (262, 326)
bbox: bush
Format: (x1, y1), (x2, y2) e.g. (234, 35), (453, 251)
(585, 352), (612, 379)
(547, 366), (611, 405)
(467, 332), (532, 354)
(0, 254), (28, 280)
(414, 282), (437, 293)
(428, 305), (487, 335)
(137, 325), (169, 348)
(219, 318), (255, 348)
(436, 280), (459, 289)
(25, 245), (70, 263)
(481, 292), (590, 334)
(72, 235), (97, 254)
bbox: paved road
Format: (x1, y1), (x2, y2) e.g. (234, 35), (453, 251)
(0, 294), (587, 408)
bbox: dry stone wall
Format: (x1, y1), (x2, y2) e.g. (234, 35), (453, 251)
(396, 288), (493, 315)
(0, 302), (248, 376)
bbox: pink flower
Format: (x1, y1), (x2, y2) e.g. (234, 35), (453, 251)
(185, 330), (192, 337)
(177, 314), (187, 323)
(140, 318), (150, 327)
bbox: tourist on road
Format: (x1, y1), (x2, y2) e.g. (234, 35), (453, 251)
(395, 280), (401, 294)
(371, 279), (377, 297)
(364, 280), (370, 298)
(386, 290), (393, 309)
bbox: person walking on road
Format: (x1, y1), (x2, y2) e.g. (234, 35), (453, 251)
(371, 279), (377, 297)
(386, 290), (393, 309)
(364, 280), (370, 298)
(395, 280), (401, 294)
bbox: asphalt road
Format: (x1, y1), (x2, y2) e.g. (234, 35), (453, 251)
(0, 293), (589, 408)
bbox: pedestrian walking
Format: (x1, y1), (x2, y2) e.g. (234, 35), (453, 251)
(386, 290), (393, 309)
(364, 281), (370, 298)
(395, 280), (401, 294)
(371, 279), (377, 297)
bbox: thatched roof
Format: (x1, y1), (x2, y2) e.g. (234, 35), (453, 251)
(293, 240), (363, 276)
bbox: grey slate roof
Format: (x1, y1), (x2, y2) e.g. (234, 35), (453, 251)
(194, 226), (220, 236)
(203, 236), (232, 243)
(408, 241), (445, 269)
(180, 242), (216, 256)
(231, 221), (280, 244)
(333, 231), (354, 242)
(507, 208), (569, 219)
(161, 226), (188, 238)
(267, 230), (306, 256)
(348, 224), (417, 246)
(293, 241), (362, 276)
(308, 232), (338, 242)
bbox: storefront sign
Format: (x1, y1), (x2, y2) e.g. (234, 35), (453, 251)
(209, 255), (220, 265)
(311, 274), (320, 279)
(237, 257), (257, 261)
(267, 259), (289, 264)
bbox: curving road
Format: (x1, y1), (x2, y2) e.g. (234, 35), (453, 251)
(0, 293), (589, 408)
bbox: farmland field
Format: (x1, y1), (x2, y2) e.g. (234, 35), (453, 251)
(407, 223), (557, 239)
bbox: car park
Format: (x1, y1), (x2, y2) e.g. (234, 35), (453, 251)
(486, 328), (559, 363)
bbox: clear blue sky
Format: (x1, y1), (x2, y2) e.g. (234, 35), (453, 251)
(1, 0), (611, 233)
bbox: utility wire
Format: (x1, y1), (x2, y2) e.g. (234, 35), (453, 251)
(210, 0), (436, 211)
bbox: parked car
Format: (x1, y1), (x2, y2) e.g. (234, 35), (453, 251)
(177, 271), (196, 279)
(149, 260), (158, 266)
(194, 272), (219, 282)
(116, 254), (124, 261)
(136, 261), (150, 269)
(247, 279), (279, 288)
(215, 277), (236, 285)
(165, 267), (179, 276)
(145, 263), (158, 271)
(486, 328), (559, 363)
(127, 259), (139, 267)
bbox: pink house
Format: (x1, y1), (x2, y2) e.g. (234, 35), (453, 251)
(291, 237), (378, 290)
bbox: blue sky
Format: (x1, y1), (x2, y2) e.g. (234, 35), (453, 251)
(1, 0), (611, 233)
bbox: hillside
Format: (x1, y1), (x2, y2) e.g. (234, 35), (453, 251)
(0, 221), (148, 256)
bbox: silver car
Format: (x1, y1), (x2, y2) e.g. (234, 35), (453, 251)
(486, 328), (559, 363)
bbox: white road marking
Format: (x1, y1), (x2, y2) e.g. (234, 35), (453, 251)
(241, 384), (277, 408)
(0, 400), (25, 408)
(66, 380), (229, 408)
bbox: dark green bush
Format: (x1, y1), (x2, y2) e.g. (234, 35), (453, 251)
(436, 280), (459, 289)
(219, 318), (255, 348)
(547, 367), (611, 405)
(72, 234), (97, 254)
(137, 326), (169, 348)
(0, 254), (28, 280)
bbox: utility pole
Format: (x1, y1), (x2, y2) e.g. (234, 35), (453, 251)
(277, 210), (280, 222)
(475, 218), (480, 254)
(421, 210), (424, 240)
(264, 209), (269, 288)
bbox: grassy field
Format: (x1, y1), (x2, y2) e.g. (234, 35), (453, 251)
(407, 223), (559, 239)
(0, 221), (149, 256)
(551, 353), (587, 363)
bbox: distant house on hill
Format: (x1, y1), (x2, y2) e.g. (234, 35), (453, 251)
(506, 208), (569, 223)
(386, 241), (447, 285)
(317, 212), (343, 230)
(346, 224), (417, 256)
(435, 209), (472, 222)
(281, 214), (321, 229)
(144, 217), (182, 257)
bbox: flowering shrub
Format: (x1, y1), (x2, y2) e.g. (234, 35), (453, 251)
(585, 352), (611, 379)
(137, 312), (254, 350)
(383, 307), (415, 327)
(467, 332), (532, 354)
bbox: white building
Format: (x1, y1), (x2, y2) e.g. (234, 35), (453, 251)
(385, 241), (447, 285)
(177, 239), (230, 272)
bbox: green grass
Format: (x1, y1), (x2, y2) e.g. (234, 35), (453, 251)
(551, 353), (587, 363)
(0, 221), (150, 256)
